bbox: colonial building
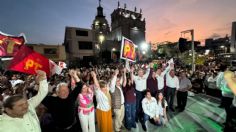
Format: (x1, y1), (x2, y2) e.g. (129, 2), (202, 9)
(64, 0), (146, 65)
(110, 1), (146, 48)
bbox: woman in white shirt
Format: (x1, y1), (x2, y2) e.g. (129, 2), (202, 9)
(91, 71), (113, 132)
(156, 92), (168, 125)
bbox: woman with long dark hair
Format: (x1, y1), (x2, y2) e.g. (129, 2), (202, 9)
(123, 68), (136, 130)
(156, 92), (168, 125)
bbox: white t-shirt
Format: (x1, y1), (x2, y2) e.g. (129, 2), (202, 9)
(95, 88), (111, 111)
(157, 100), (168, 116)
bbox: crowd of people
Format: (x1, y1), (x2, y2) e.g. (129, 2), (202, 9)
(0, 59), (235, 132)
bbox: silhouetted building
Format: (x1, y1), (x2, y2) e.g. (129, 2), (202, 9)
(205, 35), (230, 54)
(231, 21), (236, 53)
(110, 1), (146, 47)
(91, 0), (110, 42)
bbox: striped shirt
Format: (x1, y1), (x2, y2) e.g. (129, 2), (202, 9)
(95, 88), (111, 111)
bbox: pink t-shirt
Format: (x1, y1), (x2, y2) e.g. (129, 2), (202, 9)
(78, 91), (94, 114)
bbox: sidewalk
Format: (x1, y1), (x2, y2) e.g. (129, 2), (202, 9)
(124, 94), (225, 132)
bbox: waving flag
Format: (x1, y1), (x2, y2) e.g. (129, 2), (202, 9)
(120, 37), (137, 62)
(8, 45), (50, 76)
(0, 31), (26, 57)
(50, 60), (62, 76)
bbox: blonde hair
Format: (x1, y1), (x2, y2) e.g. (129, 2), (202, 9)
(99, 80), (107, 88)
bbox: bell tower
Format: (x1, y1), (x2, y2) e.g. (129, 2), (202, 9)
(92, 0), (110, 42)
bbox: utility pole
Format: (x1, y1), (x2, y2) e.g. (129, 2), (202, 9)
(181, 29), (195, 72)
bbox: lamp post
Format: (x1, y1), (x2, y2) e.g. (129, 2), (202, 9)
(99, 34), (105, 44)
(98, 34), (105, 63)
(111, 48), (116, 61)
(181, 29), (195, 72)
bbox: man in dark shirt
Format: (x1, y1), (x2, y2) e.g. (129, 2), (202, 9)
(42, 70), (83, 132)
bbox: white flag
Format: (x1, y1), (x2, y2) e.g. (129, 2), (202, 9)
(49, 60), (62, 76)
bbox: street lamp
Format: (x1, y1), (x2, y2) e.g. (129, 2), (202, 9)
(181, 29), (195, 72)
(99, 34), (105, 44)
(141, 42), (148, 51)
(220, 45), (226, 53)
(111, 48), (116, 60)
(97, 34), (105, 64)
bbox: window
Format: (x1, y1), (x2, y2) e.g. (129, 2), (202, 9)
(43, 48), (58, 58)
(76, 30), (88, 36)
(44, 48), (57, 54)
(78, 41), (93, 50)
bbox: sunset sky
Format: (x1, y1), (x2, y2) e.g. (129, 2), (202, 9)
(0, 0), (236, 44)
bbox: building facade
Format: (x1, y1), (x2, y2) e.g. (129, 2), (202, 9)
(64, 1), (146, 65)
(231, 21), (236, 53)
(110, 2), (146, 47)
(26, 44), (66, 62)
(63, 27), (96, 65)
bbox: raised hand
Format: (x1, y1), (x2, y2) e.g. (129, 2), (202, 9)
(90, 71), (96, 78)
(35, 70), (47, 82)
(123, 68), (127, 73)
(115, 69), (119, 76)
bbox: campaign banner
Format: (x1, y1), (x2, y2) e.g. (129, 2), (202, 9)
(0, 31), (26, 57)
(8, 45), (50, 76)
(120, 37), (136, 62)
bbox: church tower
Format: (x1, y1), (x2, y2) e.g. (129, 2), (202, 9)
(110, 1), (146, 47)
(92, 0), (110, 42)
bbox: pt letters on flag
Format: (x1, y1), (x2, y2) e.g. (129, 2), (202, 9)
(8, 46), (50, 75)
(120, 37), (136, 62)
(0, 31), (26, 57)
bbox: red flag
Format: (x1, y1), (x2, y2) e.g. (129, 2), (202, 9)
(0, 31), (26, 57)
(8, 45), (50, 76)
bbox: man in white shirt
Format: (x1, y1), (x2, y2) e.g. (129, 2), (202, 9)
(156, 63), (173, 94)
(142, 90), (162, 131)
(0, 70), (48, 132)
(166, 69), (179, 112)
(131, 64), (150, 124)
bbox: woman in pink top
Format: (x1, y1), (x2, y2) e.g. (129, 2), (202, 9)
(77, 83), (95, 132)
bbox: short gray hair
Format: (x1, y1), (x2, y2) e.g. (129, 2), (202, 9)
(56, 82), (68, 92)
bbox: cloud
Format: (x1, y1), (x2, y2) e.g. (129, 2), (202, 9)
(208, 33), (221, 39)
(164, 31), (172, 36)
(213, 23), (231, 32)
(154, 18), (177, 31)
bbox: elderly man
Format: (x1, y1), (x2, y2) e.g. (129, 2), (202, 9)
(166, 69), (179, 112)
(0, 70), (48, 132)
(177, 71), (192, 112)
(42, 69), (83, 132)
